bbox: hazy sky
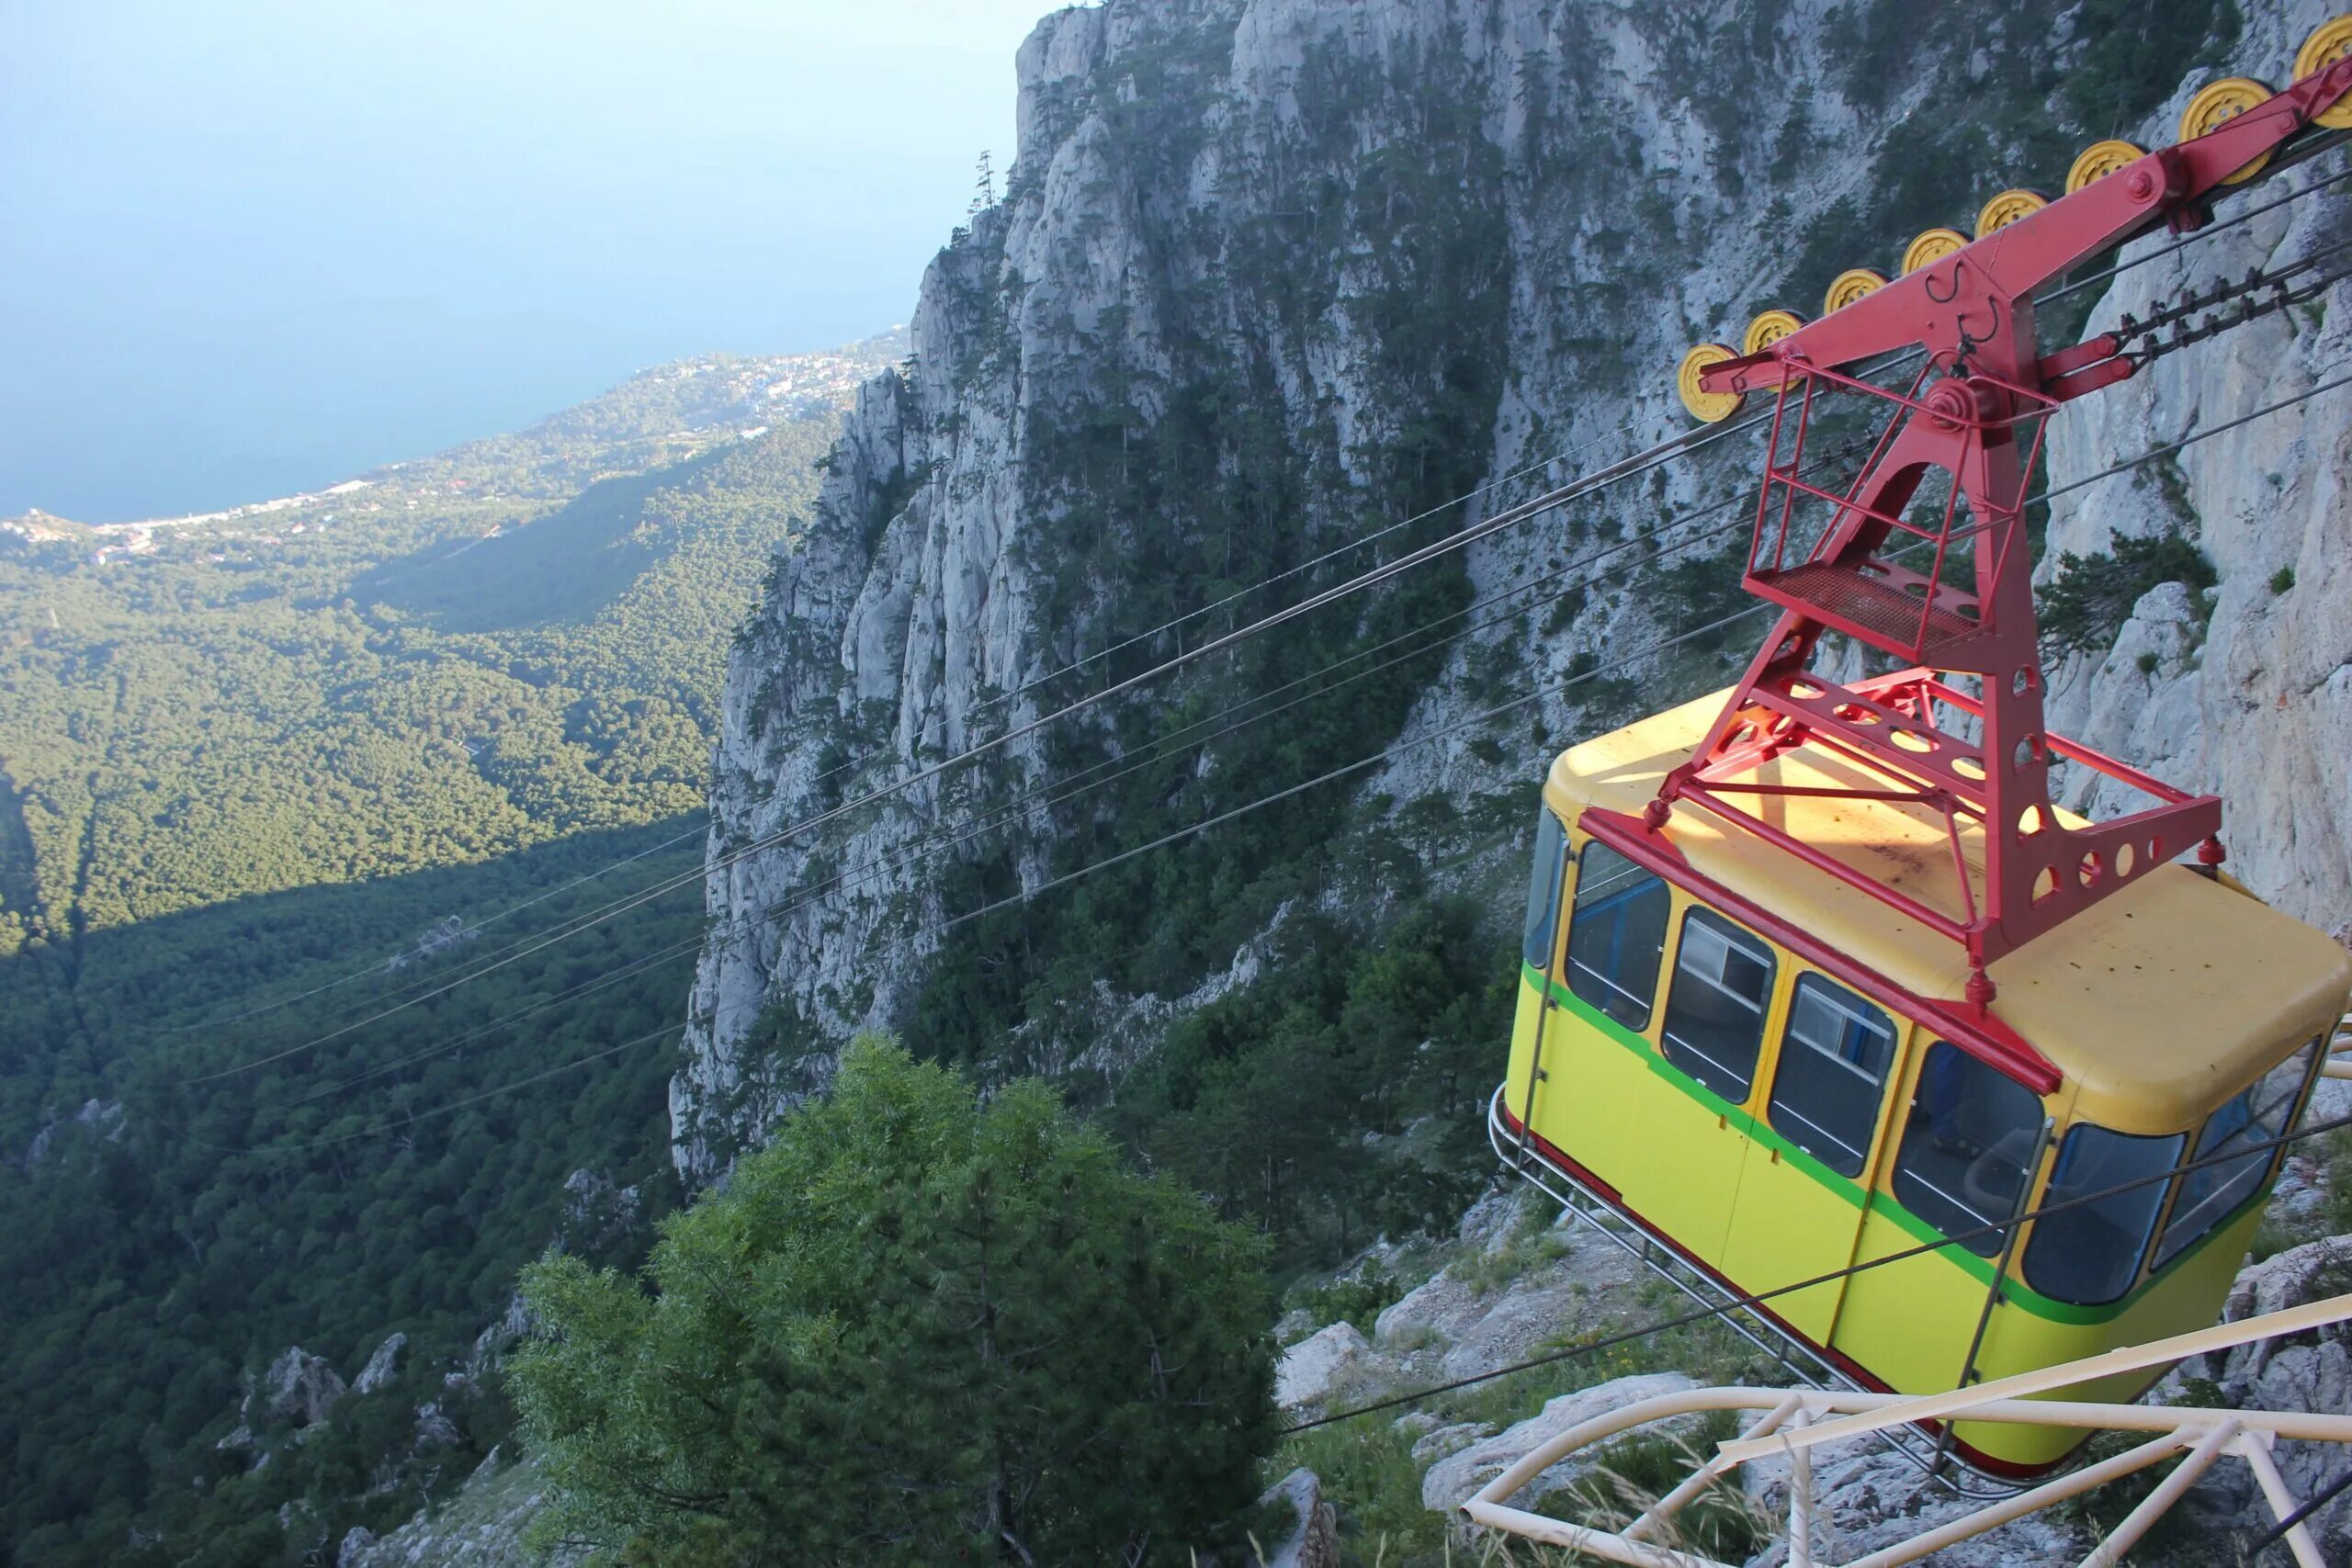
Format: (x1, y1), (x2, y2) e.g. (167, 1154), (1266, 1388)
(1, 0), (1063, 521)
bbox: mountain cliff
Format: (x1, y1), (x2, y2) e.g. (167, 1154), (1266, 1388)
(675, 0), (2346, 1187)
(2037, 15), (2352, 928)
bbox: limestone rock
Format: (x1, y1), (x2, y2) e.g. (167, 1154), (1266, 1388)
(354, 1333), (406, 1395)
(252, 1347), (345, 1430)
(1389, 1409), (1440, 1441)
(1737, 1447), (2086, 1568)
(467, 1292), (535, 1378)
(1454, 1184), (1531, 1256)
(412, 1401), (461, 1455)
(1374, 1269), (1490, 1351)
(672, 0), (2352, 1222)
(557, 1168), (641, 1250)
(1421, 1371), (1699, 1513)
(1275, 1321), (1372, 1409)
(2158, 1235), (2352, 1560)
(17, 1099), (126, 1170)
(339, 1450), (584, 1568)
(1256, 1467), (1339, 1568)
(1273, 1306), (1319, 1348)
(1409, 1420), (1493, 1467)
(666, 0), (2030, 1180)
(2039, 0), (2352, 931)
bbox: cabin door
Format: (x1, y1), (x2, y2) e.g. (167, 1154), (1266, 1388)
(1718, 977), (1905, 1343)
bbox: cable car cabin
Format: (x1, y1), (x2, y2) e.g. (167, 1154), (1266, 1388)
(1498, 689), (2352, 1477)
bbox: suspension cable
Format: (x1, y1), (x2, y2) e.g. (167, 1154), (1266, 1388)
(174, 364), (2352, 1137)
(251, 435), (1864, 1114)
(154, 151), (2351, 1050)
(175, 409), (1784, 1085)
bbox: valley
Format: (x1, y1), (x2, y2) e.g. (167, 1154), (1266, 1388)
(0, 334), (900, 1562)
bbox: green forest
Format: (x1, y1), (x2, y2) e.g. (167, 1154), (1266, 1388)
(0, 353), (881, 1562)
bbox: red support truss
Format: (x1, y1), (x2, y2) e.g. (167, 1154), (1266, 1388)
(1650, 59), (2352, 1002)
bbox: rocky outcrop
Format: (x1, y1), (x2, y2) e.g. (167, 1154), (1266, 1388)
(1736, 1237), (2352, 1565)
(683, 0), (1954, 1175)
(17, 1098), (124, 1170)
(553, 1167), (641, 1256)
(2157, 1235), (2352, 1560)
(340, 1450), (585, 1568)
(1420, 1371), (1701, 1513)
(1274, 1321), (1372, 1409)
(1255, 1468), (1340, 1568)
(354, 1333), (406, 1395)
(676, 0), (2344, 1182)
(217, 1347), (348, 1461)
(254, 1347), (346, 1431)
(1736, 1445), (2086, 1568)
(465, 1292), (535, 1379)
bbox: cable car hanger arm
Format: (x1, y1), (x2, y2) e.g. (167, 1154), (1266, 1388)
(1701, 55), (2352, 399)
(1633, 57), (2352, 1003)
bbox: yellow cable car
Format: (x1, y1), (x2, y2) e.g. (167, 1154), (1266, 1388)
(1511, 36), (2352, 1477)
(1500, 691), (2352, 1474)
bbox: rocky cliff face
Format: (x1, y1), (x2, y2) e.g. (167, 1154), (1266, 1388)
(2040, 0), (2352, 932)
(674, 0), (2335, 1178)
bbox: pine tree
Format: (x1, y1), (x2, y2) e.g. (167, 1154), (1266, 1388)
(512, 1037), (1276, 1565)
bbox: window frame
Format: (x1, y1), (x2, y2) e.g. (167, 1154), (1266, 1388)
(2150, 1035), (2324, 1271)
(1765, 973), (1900, 1180)
(1888, 1041), (2048, 1258)
(1522, 810), (1571, 972)
(2023, 1122), (2188, 1307)
(1562, 840), (1673, 1032)
(1657, 904), (1779, 1103)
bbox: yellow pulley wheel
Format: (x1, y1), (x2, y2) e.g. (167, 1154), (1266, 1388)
(1974, 188), (2048, 237)
(2296, 16), (2352, 130)
(1901, 229), (1967, 275)
(2065, 139), (2147, 193)
(1677, 343), (1744, 423)
(1742, 308), (1806, 356)
(1822, 267), (1888, 314)
(2179, 76), (2278, 185)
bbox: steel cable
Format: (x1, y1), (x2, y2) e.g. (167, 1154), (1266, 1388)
(163, 153), (2352, 1082)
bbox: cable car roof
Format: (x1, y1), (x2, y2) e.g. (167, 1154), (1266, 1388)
(1548, 689), (2352, 1136)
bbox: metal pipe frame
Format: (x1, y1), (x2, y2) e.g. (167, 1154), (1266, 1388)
(1460, 1292), (2352, 1568)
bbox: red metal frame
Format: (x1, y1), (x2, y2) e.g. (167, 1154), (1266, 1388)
(1653, 62), (2352, 1005)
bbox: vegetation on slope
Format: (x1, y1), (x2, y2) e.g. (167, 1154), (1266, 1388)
(0, 347), (887, 1562)
(515, 1040), (1277, 1565)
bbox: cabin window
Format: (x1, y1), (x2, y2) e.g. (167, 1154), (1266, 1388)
(2152, 1036), (2322, 1270)
(1658, 908), (1776, 1100)
(1891, 1043), (2043, 1257)
(1768, 976), (1897, 1179)
(1565, 841), (1670, 1032)
(1522, 811), (1569, 970)
(2026, 1124), (2186, 1305)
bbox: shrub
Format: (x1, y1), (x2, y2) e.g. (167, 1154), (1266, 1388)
(2038, 531), (2217, 658)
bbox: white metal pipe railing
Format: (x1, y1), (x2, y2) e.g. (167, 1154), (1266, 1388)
(1459, 1290), (2352, 1568)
